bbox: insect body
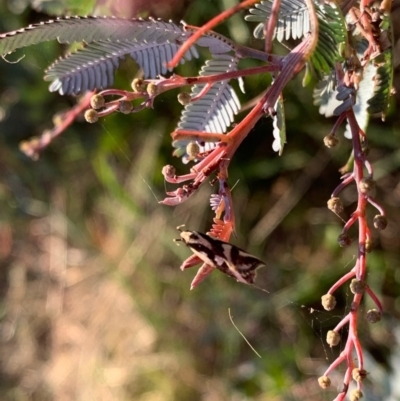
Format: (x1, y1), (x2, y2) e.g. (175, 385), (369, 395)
(176, 227), (265, 284)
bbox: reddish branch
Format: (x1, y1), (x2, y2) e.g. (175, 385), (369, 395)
(19, 91), (94, 159)
(166, 0), (262, 69)
(322, 107), (386, 400)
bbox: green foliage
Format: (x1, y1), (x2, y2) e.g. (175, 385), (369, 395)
(245, 0), (347, 79)
(367, 49), (393, 117)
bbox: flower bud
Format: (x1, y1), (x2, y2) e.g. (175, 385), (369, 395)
(186, 141), (200, 158)
(323, 134), (339, 148)
(178, 92), (191, 106)
(365, 239), (373, 253)
(90, 94), (105, 109)
(338, 233), (351, 247)
(147, 83), (159, 97)
(131, 78), (145, 92)
(19, 138), (40, 160)
(162, 165), (176, 178)
(326, 330), (340, 347)
(361, 140), (369, 156)
(84, 109), (99, 123)
(318, 375), (331, 389)
(52, 112), (64, 126)
(119, 101), (133, 114)
(366, 309), (381, 323)
(350, 279), (366, 295)
(352, 368), (368, 382)
(349, 389), (363, 401)
(327, 197), (344, 214)
(359, 177), (375, 194)
(373, 214), (387, 231)
(321, 294), (336, 311)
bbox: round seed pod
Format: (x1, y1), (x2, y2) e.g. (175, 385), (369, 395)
(90, 94), (105, 110)
(366, 309), (381, 323)
(338, 233), (351, 247)
(19, 138), (40, 160)
(119, 101), (133, 114)
(318, 375), (331, 389)
(186, 141), (200, 158)
(84, 109), (99, 123)
(323, 134), (339, 148)
(52, 112), (64, 126)
(178, 92), (191, 105)
(326, 330), (340, 347)
(373, 214), (388, 231)
(131, 78), (146, 92)
(321, 294), (337, 311)
(327, 197), (344, 214)
(365, 239), (373, 253)
(147, 83), (159, 97)
(352, 368), (368, 382)
(359, 177), (375, 194)
(349, 389), (363, 401)
(350, 279), (366, 295)
(361, 140), (370, 156)
(162, 165), (176, 178)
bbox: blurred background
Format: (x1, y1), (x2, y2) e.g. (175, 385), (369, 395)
(1, 0), (400, 400)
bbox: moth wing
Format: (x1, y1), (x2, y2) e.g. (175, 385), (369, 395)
(220, 244), (265, 284)
(178, 229), (265, 285)
(179, 230), (219, 268)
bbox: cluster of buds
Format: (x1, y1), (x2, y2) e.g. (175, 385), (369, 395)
(318, 101), (386, 399)
(84, 78), (156, 123)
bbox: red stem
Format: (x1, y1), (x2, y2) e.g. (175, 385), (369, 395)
(330, 113), (347, 135)
(332, 173), (355, 197)
(366, 196), (386, 216)
(324, 350), (347, 376)
(20, 91), (93, 159)
(328, 269), (356, 295)
(365, 285), (383, 313)
(167, 0), (262, 68)
(333, 313), (350, 332)
(264, 0), (281, 53)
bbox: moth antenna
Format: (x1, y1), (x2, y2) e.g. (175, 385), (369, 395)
(252, 284), (270, 294)
(231, 179), (240, 191)
(173, 238), (182, 245)
(176, 224), (186, 232)
(228, 308), (262, 358)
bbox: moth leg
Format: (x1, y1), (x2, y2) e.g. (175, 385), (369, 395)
(176, 224), (186, 232)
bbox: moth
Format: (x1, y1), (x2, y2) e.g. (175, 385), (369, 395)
(176, 227), (265, 284)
